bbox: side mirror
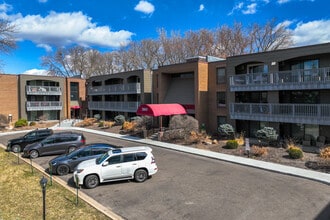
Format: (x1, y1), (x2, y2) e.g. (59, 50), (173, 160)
(102, 161), (109, 166)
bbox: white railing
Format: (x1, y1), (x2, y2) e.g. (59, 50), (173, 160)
(229, 67), (330, 91)
(88, 101), (140, 112)
(230, 103), (330, 125)
(26, 86), (62, 95)
(26, 101), (62, 111)
(88, 83), (141, 95)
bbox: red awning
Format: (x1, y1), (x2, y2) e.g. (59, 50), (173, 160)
(136, 104), (187, 117)
(71, 106), (81, 109)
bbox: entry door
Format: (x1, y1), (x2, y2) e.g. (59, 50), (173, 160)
(101, 155), (122, 180)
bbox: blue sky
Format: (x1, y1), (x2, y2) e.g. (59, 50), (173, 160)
(0, 0), (329, 74)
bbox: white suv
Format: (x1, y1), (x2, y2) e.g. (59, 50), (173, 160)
(73, 146), (158, 189)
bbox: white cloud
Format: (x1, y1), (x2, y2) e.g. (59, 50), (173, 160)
(228, 2), (244, 15)
(242, 3), (257, 14)
(277, 0), (291, 4)
(134, 1), (155, 14)
(7, 10), (134, 50)
(0, 3), (13, 13)
(291, 19), (330, 46)
(21, 69), (49, 75)
(199, 4), (205, 11)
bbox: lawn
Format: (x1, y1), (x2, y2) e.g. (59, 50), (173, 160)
(0, 148), (111, 220)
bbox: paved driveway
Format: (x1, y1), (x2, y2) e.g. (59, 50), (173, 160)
(1, 131), (330, 220)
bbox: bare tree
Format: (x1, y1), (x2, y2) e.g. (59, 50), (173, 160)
(184, 29), (214, 57)
(214, 22), (249, 57)
(0, 19), (17, 72)
(0, 20), (17, 53)
(248, 19), (293, 53)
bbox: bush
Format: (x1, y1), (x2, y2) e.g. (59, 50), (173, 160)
(14, 118), (28, 127)
(114, 115), (125, 125)
(224, 140), (239, 149)
(169, 115), (199, 132)
(122, 121), (136, 132)
(319, 146), (330, 159)
(251, 145), (268, 157)
(29, 121), (36, 126)
(218, 124), (235, 138)
(75, 118), (97, 127)
(287, 146), (303, 159)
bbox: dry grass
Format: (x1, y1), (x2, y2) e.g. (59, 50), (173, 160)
(0, 149), (110, 220)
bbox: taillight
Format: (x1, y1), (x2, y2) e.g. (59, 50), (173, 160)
(80, 138), (86, 144)
(151, 157), (155, 164)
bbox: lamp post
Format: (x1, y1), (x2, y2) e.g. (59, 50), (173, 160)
(39, 176), (48, 220)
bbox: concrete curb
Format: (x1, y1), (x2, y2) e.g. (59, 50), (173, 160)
(0, 143), (123, 220)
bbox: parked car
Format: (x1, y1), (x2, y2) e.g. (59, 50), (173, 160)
(7, 128), (53, 153)
(49, 143), (121, 176)
(73, 146), (158, 189)
(22, 131), (86, 159)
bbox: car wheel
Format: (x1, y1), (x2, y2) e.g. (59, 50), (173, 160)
(84, 174), (99, 189)
(68, 146), (76, 153)
(56, 165), (70, 176)
(134, 169), (148, 183)
(12, 145), (21, 153)
(29, 150), (39, 159)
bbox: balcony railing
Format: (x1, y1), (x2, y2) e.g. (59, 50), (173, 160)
(88, 101), (140, 112)
(230, 103), (330, 125)
(229, 67), (330, 91)
(88, 83), (141, 95)
(26, 101), (62, 111)
(26, 86), (62, 95)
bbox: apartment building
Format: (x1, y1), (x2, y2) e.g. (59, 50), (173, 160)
(226, 43), (330, 145)
(86, 69), (152, 120)
(0, 74), (86, 123)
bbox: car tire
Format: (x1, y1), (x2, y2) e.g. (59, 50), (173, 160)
(68, 146), (76, 153)
(29, 150), (39, 159)
(12, 145), (21, 153)
(84, 174), (99, 189)
(134, 169), (148, 182)
(56, 165), (70, 176)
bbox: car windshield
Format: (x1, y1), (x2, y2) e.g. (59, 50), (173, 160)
(96, 152), (109, 164)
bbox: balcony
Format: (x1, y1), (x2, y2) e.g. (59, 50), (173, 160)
(26, 86), (62, 95)
(26, 101), (62, 111)
(88, 83), (141, 95)
(230, 103), (330, 125)
(229, 67), (330, 91)
(88, 101), (141, 112)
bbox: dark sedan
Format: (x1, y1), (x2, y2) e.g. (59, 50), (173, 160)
(49, 143), (121, 175)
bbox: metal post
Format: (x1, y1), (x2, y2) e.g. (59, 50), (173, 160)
(40, 176), (48, 220)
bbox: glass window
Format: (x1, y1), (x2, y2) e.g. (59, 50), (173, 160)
(70, 82), (79, 101)
(216, 92), (226, 107)
(216, 68), (226, 84)
(136, 152), (147, 160)
(123, 154), (135, 162)
(108, 155), (121, 165)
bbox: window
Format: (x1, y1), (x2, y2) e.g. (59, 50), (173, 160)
(136, 152), (147, 160)
(108, 155), (121, 165)
(216, 68), (226, 84)
(247, 64), (268, 74)
(70, 82), (79, 101)
(123, 154), (135, 162)
(216, 92), (226, 107)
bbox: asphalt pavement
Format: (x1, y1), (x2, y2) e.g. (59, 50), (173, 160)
(1, 121), (329, 220)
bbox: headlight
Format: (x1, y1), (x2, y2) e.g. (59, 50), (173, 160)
(51, 161), (57, 166)
(76, 169), (84, 174)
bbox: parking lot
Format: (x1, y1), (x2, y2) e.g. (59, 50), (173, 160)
(1, 130), (330, 220)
